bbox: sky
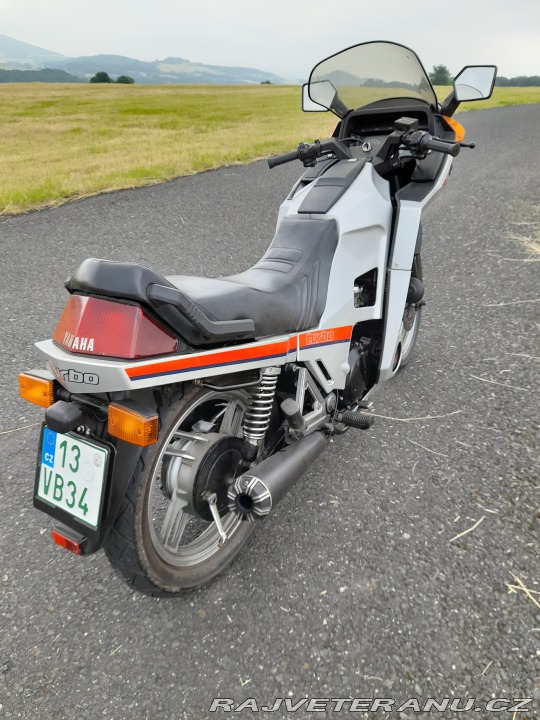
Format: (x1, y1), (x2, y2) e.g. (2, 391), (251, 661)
(1, 0), (539, 79)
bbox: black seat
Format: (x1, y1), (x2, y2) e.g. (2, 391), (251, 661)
(67, 216), (338, 346)
(167, 217), (338, 339)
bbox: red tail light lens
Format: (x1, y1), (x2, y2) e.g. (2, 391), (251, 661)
(53, 295), (178, 359)
(51, 529), (83, 555)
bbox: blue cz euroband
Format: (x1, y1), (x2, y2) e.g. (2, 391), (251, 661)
(41, 427), (57, 468)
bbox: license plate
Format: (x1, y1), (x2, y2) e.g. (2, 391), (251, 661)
(35, 427), (109, 530)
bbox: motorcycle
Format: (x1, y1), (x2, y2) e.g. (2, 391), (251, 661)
(19, 42), (496, 595)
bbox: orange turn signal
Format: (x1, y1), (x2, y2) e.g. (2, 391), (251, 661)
(108, 403), (159, 446)
(442, 115), (466, 143)
(18, 372), (55, 408)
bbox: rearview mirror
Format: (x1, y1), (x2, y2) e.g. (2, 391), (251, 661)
(453, 65), (497, 102)
(302, 83), (329, 112)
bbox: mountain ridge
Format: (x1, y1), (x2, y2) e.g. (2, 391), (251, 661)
(0, 35), (285, 84)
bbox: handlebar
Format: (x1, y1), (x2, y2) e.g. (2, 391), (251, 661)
(268, 127), (463, 173)
(267, 149), (301, 169)
(268, 139), (351, 170)
(400, 129), (461, 158)
(417, 134), (461, 157)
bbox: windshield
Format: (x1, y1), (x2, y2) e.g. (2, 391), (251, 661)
(308, 41), (437, 117)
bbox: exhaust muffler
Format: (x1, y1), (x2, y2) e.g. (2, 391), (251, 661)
(227, 431), (327, 521)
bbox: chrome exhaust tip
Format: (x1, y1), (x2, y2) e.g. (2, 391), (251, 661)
(227, 431), (327, 521)
(227, 475), (272, 521)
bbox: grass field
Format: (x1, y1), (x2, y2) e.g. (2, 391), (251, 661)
(0, 83), (538, 215)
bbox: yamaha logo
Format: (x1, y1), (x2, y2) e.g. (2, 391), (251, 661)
(63, 332), (95, 352)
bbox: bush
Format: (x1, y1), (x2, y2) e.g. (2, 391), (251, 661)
(117, 75), (135, 84)
(90, 71), (113, 84)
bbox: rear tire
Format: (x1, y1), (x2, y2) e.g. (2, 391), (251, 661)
(104, 384), (259, 595)
(399, 253), (423, 368)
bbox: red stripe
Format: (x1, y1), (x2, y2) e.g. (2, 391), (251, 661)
(125, 324), (352, 380)
(126, 338), (291, 379)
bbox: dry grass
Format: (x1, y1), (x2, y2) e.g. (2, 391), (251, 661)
(0, 84), (335, 214)
(433, 85), (540, 112)
(0, 83), (538, 215)
(511, 205), (540, 259)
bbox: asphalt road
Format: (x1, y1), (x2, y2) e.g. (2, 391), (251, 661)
(0, 105), (539, 719)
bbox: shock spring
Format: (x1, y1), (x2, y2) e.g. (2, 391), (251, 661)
(242, 366), (280, 446)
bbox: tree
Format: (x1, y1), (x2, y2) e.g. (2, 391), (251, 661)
(429, 64), (452, 85)
(116, 75), (135, 84)
(496, 75), (540, 86)
(260, 79), (272, 85)
(90, 71), (113, 84)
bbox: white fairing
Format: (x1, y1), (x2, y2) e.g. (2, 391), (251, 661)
(278, 154), (452, 392)
(35, 152), (452, 398)
(279, 160), (392, 391)
(378, 154), (452, 381)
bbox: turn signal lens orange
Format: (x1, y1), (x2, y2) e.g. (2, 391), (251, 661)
(442, 115), (466, 143)
(18, 373), (55, 408)
(108, 403), (158, 446)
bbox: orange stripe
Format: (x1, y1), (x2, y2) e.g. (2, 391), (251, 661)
(126, 338), (291, 379)
(125, 324), (353, 380)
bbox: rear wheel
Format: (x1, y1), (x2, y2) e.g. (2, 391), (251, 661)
(104, 384), (261, 595)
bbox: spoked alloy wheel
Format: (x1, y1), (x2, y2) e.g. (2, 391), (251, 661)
(147, 389), (250, 568)
(105, 385), (262, 595)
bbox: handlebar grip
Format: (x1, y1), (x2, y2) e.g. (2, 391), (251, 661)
(420, 136), (461, 157)
(267, 149), (300, 169)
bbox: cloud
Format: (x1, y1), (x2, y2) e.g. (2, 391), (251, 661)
(0, 0), (538, 78)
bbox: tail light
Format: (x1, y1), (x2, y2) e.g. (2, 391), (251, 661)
(53, 295), (178, 359)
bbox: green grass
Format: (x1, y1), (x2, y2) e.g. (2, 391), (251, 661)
(0, 83), (538, 215)
(433, 85), (540, 111)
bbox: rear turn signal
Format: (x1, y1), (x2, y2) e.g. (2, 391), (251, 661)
(18, 373), (54, 408)
(108, 403), (159, 446)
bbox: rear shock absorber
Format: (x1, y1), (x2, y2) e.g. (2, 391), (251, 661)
(242, 366), (280, 461)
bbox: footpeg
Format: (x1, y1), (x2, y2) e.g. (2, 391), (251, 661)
(337, 410), (374, 430)
(281, 398), (307, 433)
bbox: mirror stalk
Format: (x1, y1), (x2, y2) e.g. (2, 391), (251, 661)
(440, 91), (460, 117)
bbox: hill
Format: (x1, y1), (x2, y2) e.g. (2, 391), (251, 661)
(0, 67), (82, 83)
(0, 35), (284, 84)
(50, 54), (283, 85)
(0, 33), (64, 69)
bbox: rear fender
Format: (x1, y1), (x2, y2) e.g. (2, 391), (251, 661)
(38, 384), (175, 555)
